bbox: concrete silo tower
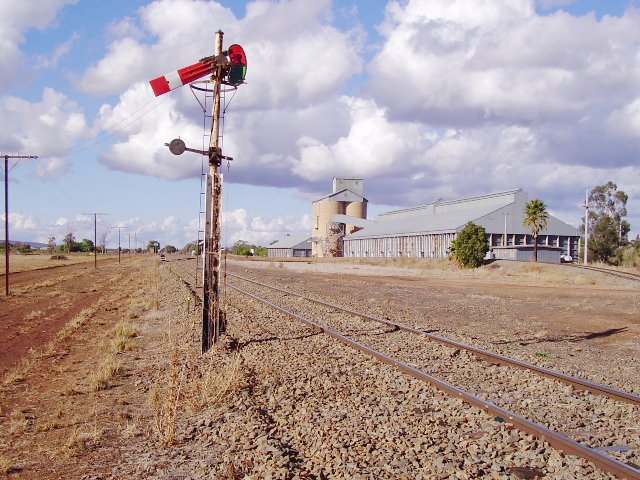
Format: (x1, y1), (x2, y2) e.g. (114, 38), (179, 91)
(312, 178), (369, 257)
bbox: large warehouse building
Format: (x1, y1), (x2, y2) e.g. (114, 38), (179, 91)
(337, 188), (581, 261)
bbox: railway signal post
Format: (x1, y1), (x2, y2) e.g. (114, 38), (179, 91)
(149, 30), (247, 352)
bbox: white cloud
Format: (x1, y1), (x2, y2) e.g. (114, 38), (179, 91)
(223, 208), (310, 246)
(291, 96), (431, 181)
(35, 157), (70, 178)
(35, 31), (80, 69)
(368, 0), (640, 128)
(0, 0), (78, 89)
(0, 88), (90, 165)
(536, 0), (576, 10)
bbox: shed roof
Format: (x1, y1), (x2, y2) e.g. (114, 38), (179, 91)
(268, 235), (312, 249)
(313, 188), (368, 204)
(346, 189), (580, 239)
(347, 204), (502, 238)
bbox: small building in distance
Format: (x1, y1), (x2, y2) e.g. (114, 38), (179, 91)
(267, 235), (312, 258)
(312, 177), (370, 257)
(343, 189), (581, 262)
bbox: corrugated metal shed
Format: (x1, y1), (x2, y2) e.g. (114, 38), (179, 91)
(342, 189), (581, 261)
(268, 235), (312, 258)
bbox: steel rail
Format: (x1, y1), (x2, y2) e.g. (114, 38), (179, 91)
(567, 264), (640, 282)
(228, 282), (640, 480)
(229, 272), (640, 406)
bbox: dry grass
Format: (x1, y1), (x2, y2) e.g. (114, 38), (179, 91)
(23, 309), (45, 321)
(0, 454), (20, 475)
(5, 253), (104, 274)
(111, 321), (138, 353)
(88, 359), (121, 392)
(185, 352), (249, 413)
(121, 419), (142, 439)
(2, 356), (34, 386)
(149, 346), (184, 445)
(8, 410), (30, 435)
(63, 423), (102, 457)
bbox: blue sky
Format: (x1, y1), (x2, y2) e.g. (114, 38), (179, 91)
(2, 0), (640, 250)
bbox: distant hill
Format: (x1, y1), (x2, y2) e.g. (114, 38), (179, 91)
(5, 240), (48, 249)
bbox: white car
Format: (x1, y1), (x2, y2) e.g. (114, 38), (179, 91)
(560, 254), (573, 263)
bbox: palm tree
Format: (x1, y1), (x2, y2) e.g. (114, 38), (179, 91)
(523, 199), (549, 262)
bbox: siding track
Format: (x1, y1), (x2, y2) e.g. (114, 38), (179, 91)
(566, 264), (640, 283)
(167, 258), (640, 479)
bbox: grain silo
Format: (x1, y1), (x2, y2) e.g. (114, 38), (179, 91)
(311, 178), (370, 257)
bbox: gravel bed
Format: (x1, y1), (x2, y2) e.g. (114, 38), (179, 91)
(227, 274), (640, 469)
(112, 258), (634, 479)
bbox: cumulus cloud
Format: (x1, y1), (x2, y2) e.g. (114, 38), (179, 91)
(0, 88), (89, 163)
(35, 157), (70, 178)
(74, 0), (640, 236)
(0, 0), (78, 89)
(223, 208), (311, 246)
(85, 0), (364, 182)
(368, 0), (640, 128)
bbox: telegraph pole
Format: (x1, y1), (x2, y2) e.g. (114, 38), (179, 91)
(583, 189), (589, 265)
(112, 226), (125, 264)
(82, 212), (107, 268)
(3, 153), (38, 295)
(124, 233), (131, 254)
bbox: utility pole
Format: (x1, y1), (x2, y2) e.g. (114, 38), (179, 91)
(3, 153), (37, 295)
(583, 189), (589, 265)
(124, 233), (131, 254)
(82, 213), (107, 268)
(112, 226), (125, 264)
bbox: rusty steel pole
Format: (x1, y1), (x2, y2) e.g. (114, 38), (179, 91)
(202, 30), (227, 352)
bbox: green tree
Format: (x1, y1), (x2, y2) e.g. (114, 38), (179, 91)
(79, 238), (95, 253)
(182, 241), (201, 255)
(590, 215), (619, 263)
(229, 239), (267, 256)
(450, 222), (489, 268)
(47, 235), (56, 253)
(164, 245), (177, 253)
(63, 232), (76, 253)
(16, 244), (31, 254)
(147, 240), (160, 253)
(523, 199), (549, 262)
(584, 182), (631, 263)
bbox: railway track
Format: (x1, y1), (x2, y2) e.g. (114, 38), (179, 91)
(566, 263), (640, 283)
(166, 258), (640, 479)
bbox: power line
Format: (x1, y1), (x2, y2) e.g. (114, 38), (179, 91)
(44, 95), (170, 159)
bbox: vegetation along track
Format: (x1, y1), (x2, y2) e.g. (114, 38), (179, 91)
(167, 259), (640, 479)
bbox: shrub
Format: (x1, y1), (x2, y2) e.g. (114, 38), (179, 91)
(450, 222), (489, 269)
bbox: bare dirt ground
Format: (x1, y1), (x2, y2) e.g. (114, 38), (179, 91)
(0, 255), (638, 478)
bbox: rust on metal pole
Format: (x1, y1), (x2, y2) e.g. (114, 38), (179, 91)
(203, 30), (225, 352)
